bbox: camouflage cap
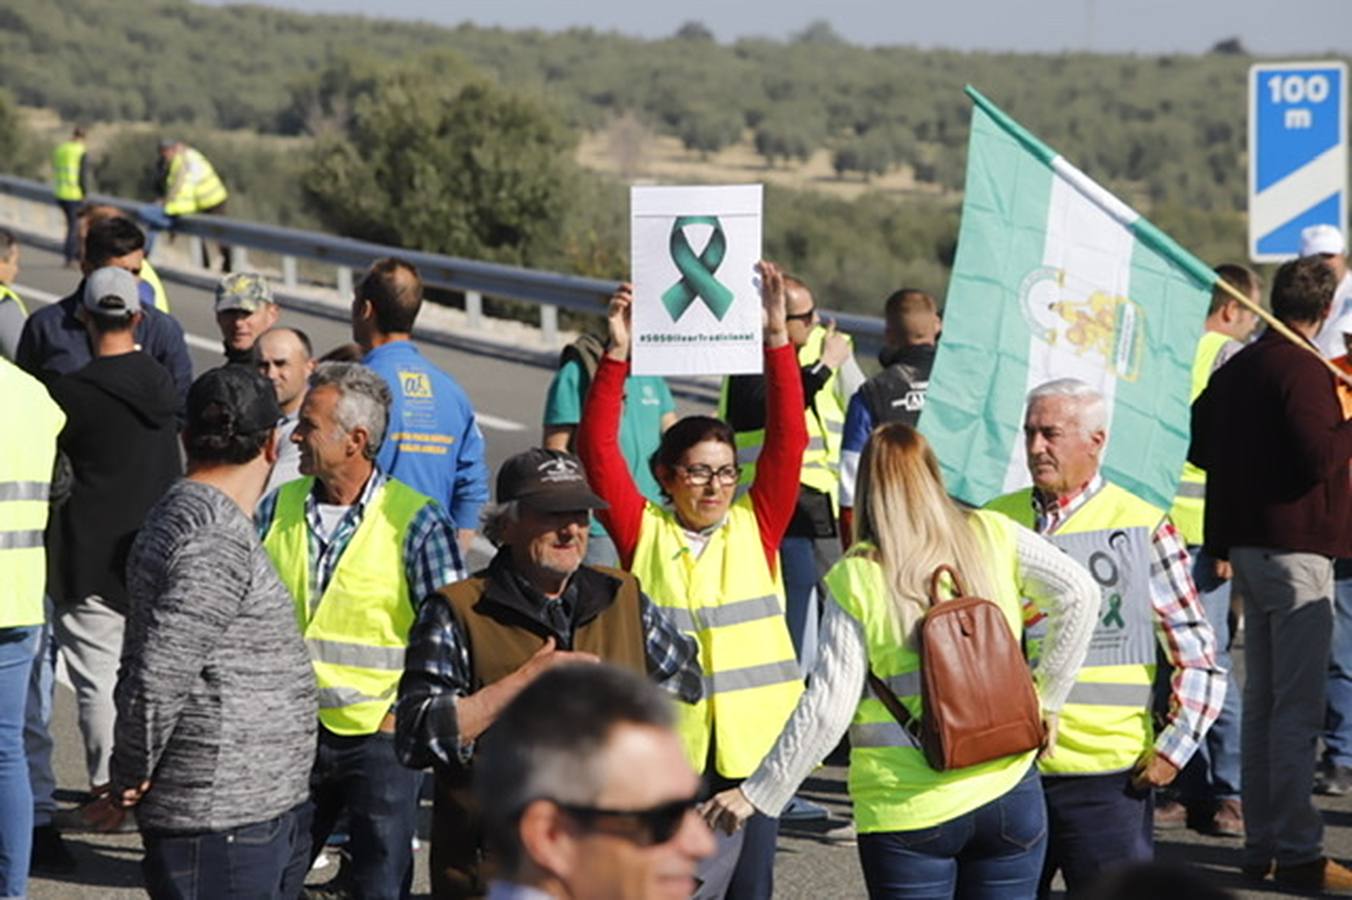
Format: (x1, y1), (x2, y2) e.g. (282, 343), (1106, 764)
(214, 272), (275, 313)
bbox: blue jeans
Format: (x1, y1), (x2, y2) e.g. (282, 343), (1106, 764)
(307, 728), (419, 900)
(780, 536), (821, 675)
(857, 766), (1046, 900)
(1323, 559), (1352, 767)
(0, 627), (38, 899)
(141, 803), (311, 900)
(1039, 771), (1152, 897)
(58, 200), (82, 264)
(1165, 548), (1242, 803)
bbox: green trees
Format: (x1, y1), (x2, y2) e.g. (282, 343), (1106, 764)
(301, 64), (578, 267)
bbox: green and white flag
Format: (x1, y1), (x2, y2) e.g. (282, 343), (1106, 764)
(921, 87), (1216, 511)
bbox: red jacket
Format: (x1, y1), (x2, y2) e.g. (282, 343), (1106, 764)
(1190, 328), (1352, 558)
(577, 346), (808, 571)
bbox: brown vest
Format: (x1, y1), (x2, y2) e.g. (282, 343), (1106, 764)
(430, 563), (647, 899)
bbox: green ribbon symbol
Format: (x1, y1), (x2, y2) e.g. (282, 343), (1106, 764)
(1102, 594), (1125, 629)
(661, 215), (735, 322)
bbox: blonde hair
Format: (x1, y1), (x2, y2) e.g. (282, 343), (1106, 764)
(854, 423), (996, 641)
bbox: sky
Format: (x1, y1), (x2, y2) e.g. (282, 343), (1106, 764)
(202, 0), (1352, 55)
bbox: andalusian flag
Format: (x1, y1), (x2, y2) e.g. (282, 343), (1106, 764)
(921, 87), (1216, 511)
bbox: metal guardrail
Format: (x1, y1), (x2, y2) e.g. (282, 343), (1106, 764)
(0, 173), (886, 353)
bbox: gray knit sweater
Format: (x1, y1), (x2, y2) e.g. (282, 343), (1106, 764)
(113, 479), (317, 833)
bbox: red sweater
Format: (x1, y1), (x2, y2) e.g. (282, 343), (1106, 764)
(577, 345), (808, 571)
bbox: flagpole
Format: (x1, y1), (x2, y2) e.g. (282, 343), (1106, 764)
(1213, 276), (1352, 387)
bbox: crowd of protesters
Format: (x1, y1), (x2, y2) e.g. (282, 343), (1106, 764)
(2, 197), (1352, 900)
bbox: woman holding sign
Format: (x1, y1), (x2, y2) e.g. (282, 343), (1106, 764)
(700, 423), (1099, 899)
(577, 262), (806, 900)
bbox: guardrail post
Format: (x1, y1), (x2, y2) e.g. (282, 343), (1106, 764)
(233, 246), (250, 271)
(465, 290), (483, 330)
(540, 304), (559, 348)
(188, 236), (204, 269)
(282, 255), (298, 289)
(336, 266), (353, 300)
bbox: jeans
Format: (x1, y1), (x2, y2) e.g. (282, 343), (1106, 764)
(0, 627), (38, 899)
(1163, 548), (1242, 804)
(780, 536), (822, 676)
(1232, 546), (1333, 869)
(857, 766), (1046, 900)
(307, 728), (419, 900)
(141, 803), (311, 900)
(1039, 771), (1152, 897)
(1323, 559), (1352, 767)
(698, 770), (779, 900)
(24, 601), (56, 827)
(58, 200), (81, 264)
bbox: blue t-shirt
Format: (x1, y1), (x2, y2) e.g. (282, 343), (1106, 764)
(543, 361), (674, 536)
(364, 340), (490, 531)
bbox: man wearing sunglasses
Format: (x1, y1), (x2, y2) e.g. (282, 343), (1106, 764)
(475, 663), (716, 900)
(395, 448), (703, 898)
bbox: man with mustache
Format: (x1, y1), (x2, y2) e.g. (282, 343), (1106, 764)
(395, 447), (702, 899)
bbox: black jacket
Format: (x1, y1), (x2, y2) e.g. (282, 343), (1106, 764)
(860, 344), (937, 428)
(48, 352), (183, 610)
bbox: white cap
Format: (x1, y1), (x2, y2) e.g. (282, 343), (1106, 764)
(1300, 223), (1346, 257)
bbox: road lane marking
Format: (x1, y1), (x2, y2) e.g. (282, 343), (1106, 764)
(15, 282), (528, 432)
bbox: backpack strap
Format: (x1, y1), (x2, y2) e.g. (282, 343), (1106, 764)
(867, 670), (922, 743)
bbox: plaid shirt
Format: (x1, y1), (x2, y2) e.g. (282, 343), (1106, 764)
(255, 469), (465, 615)
(394, 559), (703, 770)
(1031, 475), (1224, 770)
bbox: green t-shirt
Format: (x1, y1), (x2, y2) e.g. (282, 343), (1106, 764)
(543, 361), (675, 536)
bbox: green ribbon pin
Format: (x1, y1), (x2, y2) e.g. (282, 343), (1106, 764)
(661, 215), (735, 322)
(1102, 593), (1125, 629)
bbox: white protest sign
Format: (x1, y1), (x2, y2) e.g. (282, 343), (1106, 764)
(630, 184), (763, 377)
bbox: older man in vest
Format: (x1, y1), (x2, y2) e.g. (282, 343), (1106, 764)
(395, 447), (702, 899)
(985, 378), (1223, 897)
(257, 361), (463, 900)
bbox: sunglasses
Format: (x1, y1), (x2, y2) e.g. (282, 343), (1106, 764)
(556, 796), (699, 845)
(784, 306), (816, 323)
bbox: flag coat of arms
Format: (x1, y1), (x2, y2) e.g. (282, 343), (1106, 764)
(920, 87), (1218, 511)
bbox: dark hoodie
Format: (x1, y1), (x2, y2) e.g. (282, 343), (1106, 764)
(48, 351), (183, 611)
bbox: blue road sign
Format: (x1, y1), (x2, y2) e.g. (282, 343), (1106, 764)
(1248, 61), (1348, 262)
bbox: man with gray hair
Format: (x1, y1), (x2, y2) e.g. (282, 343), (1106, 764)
(256, 361), (464, 899)
(985, 377), (1222, 897)
(395, 447), (701, 898)
(473, 663), (715, 900)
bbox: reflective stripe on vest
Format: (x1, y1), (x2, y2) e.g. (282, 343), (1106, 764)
(0, 361), (64, 628)
(0, 284), (28, 318)
(1169, 331), (1233, 546)
(719, 324), (849, 508)
(261, 476), (429, 736)
(631, 495), (802, 778)
(52, 141), (84, 201)
(829, 511), (1037, 833)
(985, 482), (1163, 775)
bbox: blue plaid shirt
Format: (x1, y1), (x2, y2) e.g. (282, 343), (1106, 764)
(255, 469), (465, 615)
(394, 557), (702, 770)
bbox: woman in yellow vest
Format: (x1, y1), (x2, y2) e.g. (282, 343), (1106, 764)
(702, 424), (1099, 899)
(577, 263), (807, 899)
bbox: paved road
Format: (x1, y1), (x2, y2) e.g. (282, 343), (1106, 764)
(15, 243), (1352, 898)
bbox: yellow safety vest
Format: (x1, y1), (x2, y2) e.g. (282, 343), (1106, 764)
(164, 147), (228, 216)
(139, 260), (171, 314)
(985, 482), (1163, 776)
(261, 476), (429, 736)
(630, 495), (803, 777)
(52, 141), (85, 201)
(0, 284), (28, 317)
(1169, 330), (1234, 546)
(829, 511), (1035, 832)
(0, 359), (64, 628)
(719, 324), (849, 509)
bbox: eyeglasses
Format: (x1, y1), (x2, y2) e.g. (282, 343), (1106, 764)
(675, 464), (740, 486)
(556, 796), (699, 846)
(785, 306), (816, 323)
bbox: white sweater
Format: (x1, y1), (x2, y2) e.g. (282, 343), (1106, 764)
(740, 523), (1099, 818)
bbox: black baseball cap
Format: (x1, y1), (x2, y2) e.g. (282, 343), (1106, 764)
(186, 366), (283, 438)
(496, 448), (609, 513)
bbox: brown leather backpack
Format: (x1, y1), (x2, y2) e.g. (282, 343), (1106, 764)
(868, 564), (1045, 771)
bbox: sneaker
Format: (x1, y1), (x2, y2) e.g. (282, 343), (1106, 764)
(823, 821), (857, 846)
(1315, 760), (1352, 796)
(1209, 798), (1244, 838)
(30, 824), (77, 875)
(779, 795), (829, 822)
(1274, 857), (1352, 894)
(1153, 799), (1188, 830)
